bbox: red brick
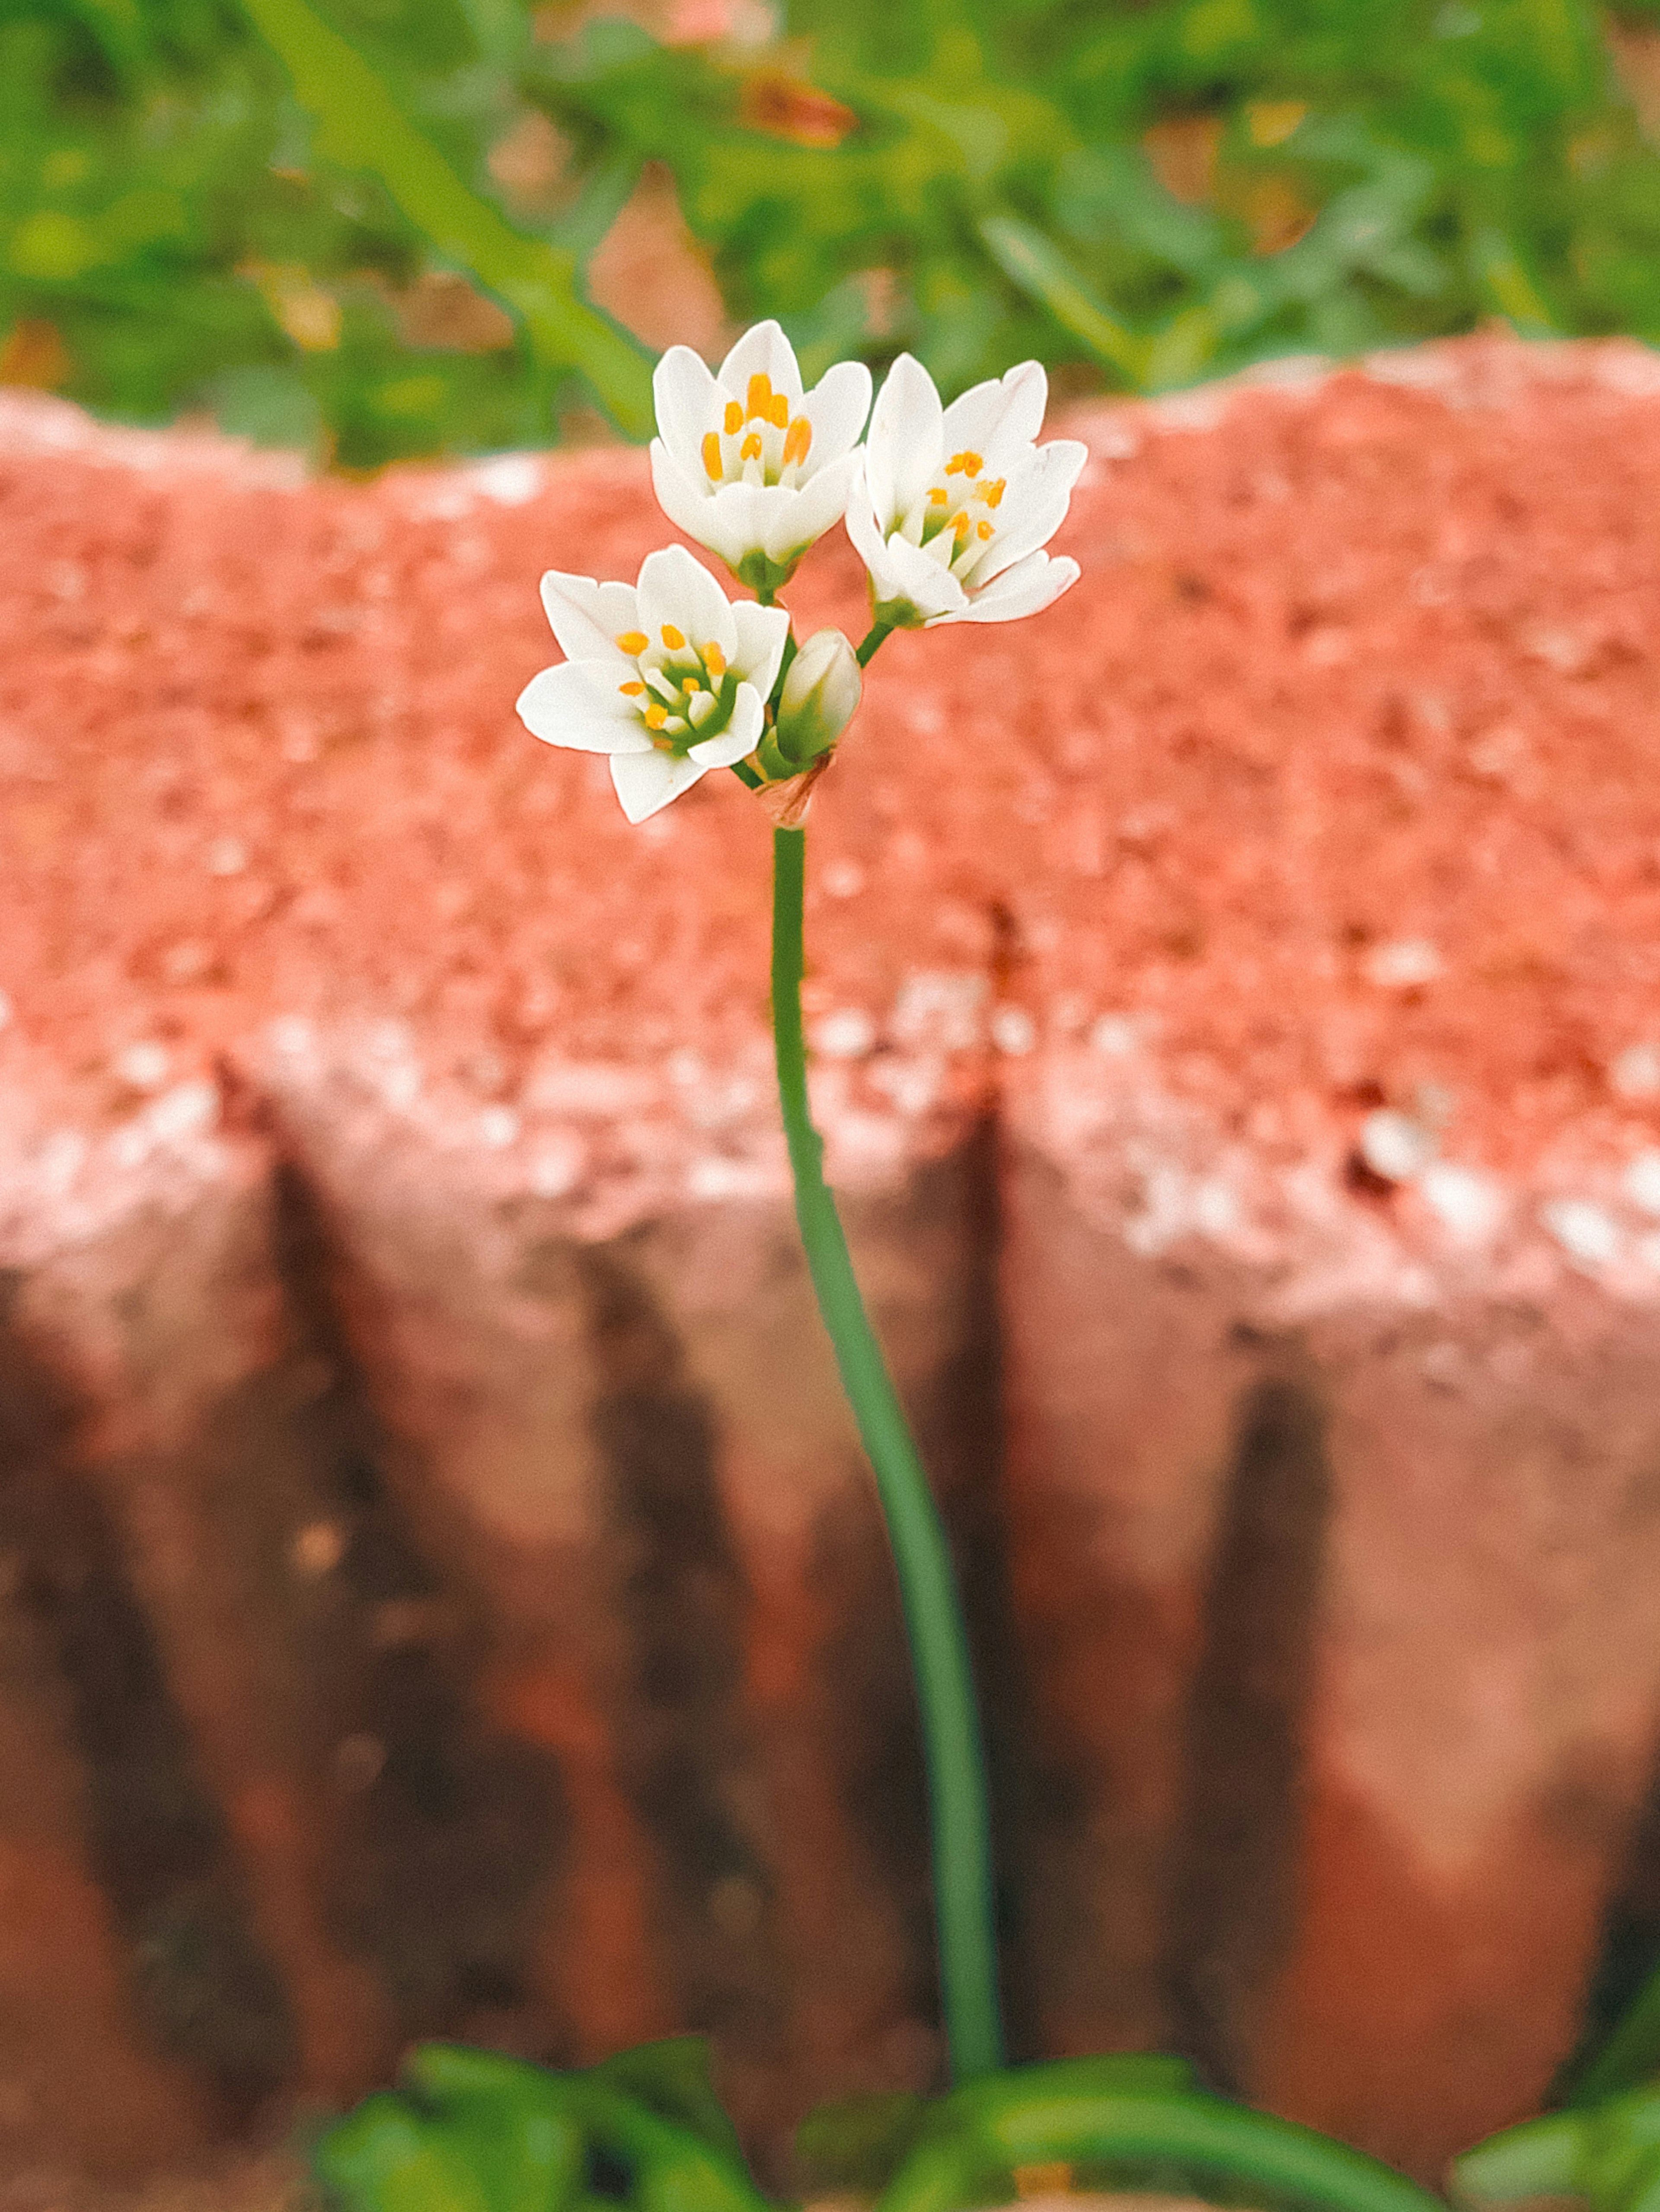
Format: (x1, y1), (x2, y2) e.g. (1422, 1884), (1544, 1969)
(2, 338), (1660, 2182)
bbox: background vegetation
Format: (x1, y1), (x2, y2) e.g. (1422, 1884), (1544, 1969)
(8, 0), (1660, 467)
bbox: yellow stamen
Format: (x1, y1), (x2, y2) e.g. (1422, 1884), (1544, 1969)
(724, 399), (743, 434)
(976, 477), (1006, 507)
(769, 391), (789, 428)
(976, 520), (993, 540)
(645, 703), (668, 730)
(741, 431), (763, 461)
(681, 675), (702, 693)
(927, 487), (948, 505)
(616, 630), (648, 654)
(661, 623), (685, 649)
(945, 449), (983, 477)
(953, 510), (973, 539)
(782, 414), (812, 466)
(703, 642), (726, 678)
(746, 372), (773, 420)
(702, 431), (723, 481)
(619, 680), (645, 695)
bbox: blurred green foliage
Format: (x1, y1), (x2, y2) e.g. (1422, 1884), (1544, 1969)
(313, 2039), (769, 2212)
(7, 0), (1660, 463)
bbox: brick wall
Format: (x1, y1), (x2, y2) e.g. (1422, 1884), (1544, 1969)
(2, 338), (1660, 2187)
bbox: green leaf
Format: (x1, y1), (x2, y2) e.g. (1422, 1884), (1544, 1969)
(795, 2092), (931, 2194)
(979, 210), (1149, 383)
(589, 2040), (747, 2169)
(315, 2092), (501, 2212)
(232, 0), (654, 433)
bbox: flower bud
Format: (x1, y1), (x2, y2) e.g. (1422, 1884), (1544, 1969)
(771, 628), (862, 769)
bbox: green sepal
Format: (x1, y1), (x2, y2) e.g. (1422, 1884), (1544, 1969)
(754, 727), (794, 784)
(756, 722), (837, 787)
(736, 548), (803, 598)
(869, 597), (931, 633)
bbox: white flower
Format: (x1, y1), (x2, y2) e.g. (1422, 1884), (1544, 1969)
(650, 321), (872, 595)
(846, 354), (1086, 628)
(517, 542), (789, 822)
(767, 628), (862, 772)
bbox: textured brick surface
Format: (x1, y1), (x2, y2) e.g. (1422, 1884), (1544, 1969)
(2, 338), (1660, 2185)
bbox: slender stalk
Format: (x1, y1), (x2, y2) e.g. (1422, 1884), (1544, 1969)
(771, 823), (1004, 2083)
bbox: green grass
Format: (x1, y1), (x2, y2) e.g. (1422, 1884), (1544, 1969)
(8, 0), (1660, 464)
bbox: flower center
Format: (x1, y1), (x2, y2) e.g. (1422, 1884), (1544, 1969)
(913, 450), (1006, 578)
(699, 371), (815, 491)
(615, 629), (735, 755)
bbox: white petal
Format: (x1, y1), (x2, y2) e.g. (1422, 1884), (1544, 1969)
(716, 319), (804, 407)
(653, 347), (725, 477)
(757, 454), (859, 562)
(538, 572), (641, 664)
(845, 476), (899, 585)
(699, 480), (776, 567)
(688, 682), (763, 768)
(650, 440), (722, 551)
(865, 354), (943, 532)
(974, 439), (1088, 581)
(517, 661), (653, 752)
(941, 359), (1049, 468)
(797, 359), (872, 469)
(871, 528), (968, 620)
(941, 551), (1079, 625)
(637, 544), (738, 661)
(611, 749), (709, 822)
(730, 602), (791, 696)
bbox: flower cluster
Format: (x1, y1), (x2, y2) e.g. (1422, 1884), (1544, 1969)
(517, 321), (1085, 820)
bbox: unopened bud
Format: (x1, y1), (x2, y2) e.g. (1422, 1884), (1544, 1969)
(772, 628), (862, 768)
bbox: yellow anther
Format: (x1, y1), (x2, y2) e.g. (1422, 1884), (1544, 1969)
(616, 630), (648, 654)
(619, 680), (646, 695)
(769, 391), (789, 428)
(703, 642), (726, 678)
(782, 414), (812, 466)
(702, 431), (723, 481)
(645, 702), (668, 730)
(724, 400), (743, 434)
(927, 487), (948, 505)
(681, 675), (702, 693)
(977, 520), (993, 540)
(746, 372), (773, 420)
(953, 509), (973, 539)
(661, 623), (685, 649)
(741, 431), (763, 461)
(976, 477), (1006, 507)
(945, 449), (983, 477)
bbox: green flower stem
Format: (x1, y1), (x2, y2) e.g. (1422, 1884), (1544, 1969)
(856, 620), (895, 667)
(878, 2062), (1448, 2212)
(771, 823), (1003, 2084)
(234, 0), (654, 436)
